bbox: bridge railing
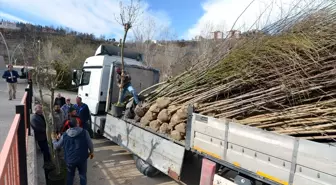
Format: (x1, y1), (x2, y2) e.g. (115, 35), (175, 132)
(0, 80), (33, 185)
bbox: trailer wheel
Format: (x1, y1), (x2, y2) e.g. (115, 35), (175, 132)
(133, 155), (160, 177)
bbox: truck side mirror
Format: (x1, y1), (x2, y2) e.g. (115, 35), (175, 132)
(72, 70), (78, 86)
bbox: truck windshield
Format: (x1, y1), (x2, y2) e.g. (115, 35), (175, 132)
(81, 71), (91, 85)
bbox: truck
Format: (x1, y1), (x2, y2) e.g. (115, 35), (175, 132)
(73, 45), (336, 185)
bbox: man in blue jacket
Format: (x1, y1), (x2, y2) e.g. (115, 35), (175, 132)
(52, 120), (94, 185)
(2, 64), (20, 100)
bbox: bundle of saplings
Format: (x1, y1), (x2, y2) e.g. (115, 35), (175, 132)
(132, 2), (336, 142)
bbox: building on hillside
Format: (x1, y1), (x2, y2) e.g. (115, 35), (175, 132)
(0, 21), (20, 30)
(227, 30), (241, 39)
(42, 28), (56, 33)
(211, 31), (224, 40)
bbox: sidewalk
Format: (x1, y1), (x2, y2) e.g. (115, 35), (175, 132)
(0, 78), (27, 149)
(33, 87), (180, 185)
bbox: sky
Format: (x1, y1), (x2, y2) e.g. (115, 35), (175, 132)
(0, 0), (324, 40)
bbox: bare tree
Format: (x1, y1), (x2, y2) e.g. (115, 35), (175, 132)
(115, 0), (142, 105)
(132, 15), (161, 66)
(33, 41), (68, 175)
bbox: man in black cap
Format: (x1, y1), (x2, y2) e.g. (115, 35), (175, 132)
(54, 93), (66, 107)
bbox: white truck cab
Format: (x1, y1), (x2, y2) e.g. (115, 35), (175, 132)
(72, 44), (160, 133)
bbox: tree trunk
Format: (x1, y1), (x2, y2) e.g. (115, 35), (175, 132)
(117, 28), (130, 104)
(37, 79), (57, 171)
(50, 89), (60, 175)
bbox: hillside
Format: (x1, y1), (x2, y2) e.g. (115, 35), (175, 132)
(0, 21), (114, 67)
(0, 21), (236, 90)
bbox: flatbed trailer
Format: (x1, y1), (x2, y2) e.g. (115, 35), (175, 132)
(101, 106), (336, 185)
(74, 45), (336, 185)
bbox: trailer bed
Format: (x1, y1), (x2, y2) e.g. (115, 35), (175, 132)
(104, 113), (186, 180)
(102, 108), (336, 185)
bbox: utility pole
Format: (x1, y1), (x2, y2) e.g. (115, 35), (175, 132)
(37, 40), (40, 60)
(11, 44), (21, 64)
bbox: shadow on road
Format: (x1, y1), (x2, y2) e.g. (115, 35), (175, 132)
(85, 138), (181, 185)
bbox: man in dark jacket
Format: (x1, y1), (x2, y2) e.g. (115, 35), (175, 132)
(54, 93), (66, 107)
(2, 64), (20, 100)
(115, 67), (140, 105)
(30, 104), (51, 163)
(73, 96), (90, 130)
(52, 120), (94, 185)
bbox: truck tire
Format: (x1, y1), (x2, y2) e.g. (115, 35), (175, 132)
(133, 155), (160, 177)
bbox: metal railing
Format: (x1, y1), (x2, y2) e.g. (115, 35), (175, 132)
(0, 80), (33, 185)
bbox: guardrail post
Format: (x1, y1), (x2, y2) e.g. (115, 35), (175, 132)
(185, 104), (194, 150)
(25, 88), (31, 136)
(28, 80), (33, 113)
(16, 105), (28, 185)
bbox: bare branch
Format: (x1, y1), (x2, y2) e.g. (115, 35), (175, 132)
(115, 0), (143, 104)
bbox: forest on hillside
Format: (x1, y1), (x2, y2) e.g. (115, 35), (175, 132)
(0, 21), (234, 90)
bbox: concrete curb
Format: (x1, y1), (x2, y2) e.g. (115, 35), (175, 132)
(27, 132), (38, 185)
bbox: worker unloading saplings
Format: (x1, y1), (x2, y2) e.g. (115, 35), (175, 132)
(116, 67), (140, 105)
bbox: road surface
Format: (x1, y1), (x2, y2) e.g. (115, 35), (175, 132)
(0, 68), (28, 149)
(34, 88), (201, 185)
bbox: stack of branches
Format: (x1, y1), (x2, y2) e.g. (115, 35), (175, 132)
(132, 1), (336, 142)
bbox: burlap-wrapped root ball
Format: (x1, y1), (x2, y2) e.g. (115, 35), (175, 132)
(149, 103), (161, 113)
(156, 97), (171, 109)
(171, 130), (183, 141)
(168, 107), (188, 130)
(157, 109), (171, 123)
(134, 102), (150, 117)
(149, 120), (162, 132)
(174, 122), (186, 134)
(159, 123), (170, 134)
(140, 111), (158, 127)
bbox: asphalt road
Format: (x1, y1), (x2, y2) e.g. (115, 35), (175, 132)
(0, 68), (28, 150)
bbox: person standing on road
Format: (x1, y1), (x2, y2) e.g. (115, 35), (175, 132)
(52, 120), (94, 185)
(54, 93), (66, 107)
(115, 67), (140, 105)
(2, 64), (20, 100)
(31, 104), (52, 164)
(61, 98), (73, 120)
